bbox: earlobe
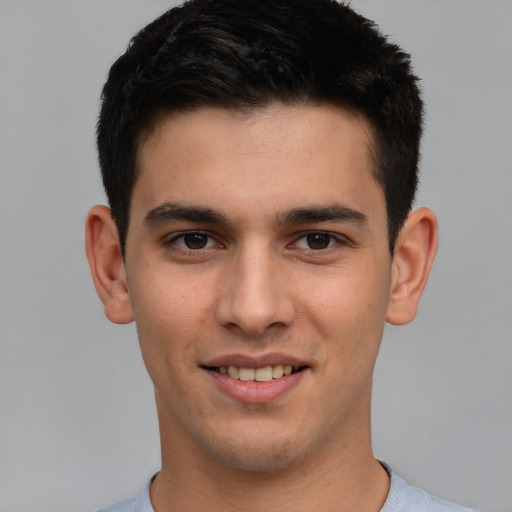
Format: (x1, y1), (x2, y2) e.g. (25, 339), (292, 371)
(85, 205), (134, 324)
(386, 207), (439, 326)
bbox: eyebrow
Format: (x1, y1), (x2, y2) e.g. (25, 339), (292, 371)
(144, 201), (367, 228)
(144, 202), (228, 226)
(275, 204), (368, 227)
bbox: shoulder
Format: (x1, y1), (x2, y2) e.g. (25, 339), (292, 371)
(97, 477), (154, 512)
(382, 468), (479, 512)
(97, 495), (138, 512)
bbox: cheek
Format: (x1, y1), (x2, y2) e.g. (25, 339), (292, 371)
(130, 263), (214, 327)
(299, 262), (391, 352)
(128, 267), (216, 376)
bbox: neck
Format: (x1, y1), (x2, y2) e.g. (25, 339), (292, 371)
(150, 391), (390, 512)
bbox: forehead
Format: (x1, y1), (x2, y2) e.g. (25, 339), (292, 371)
(134, 103), (384, 225)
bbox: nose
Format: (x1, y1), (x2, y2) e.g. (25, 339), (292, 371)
(214, 245), (295, 338)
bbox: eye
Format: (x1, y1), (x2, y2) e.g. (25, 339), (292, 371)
(306, 233), (332, 250)
(173, 232), (215, 250)
(294, 232), (339, 250)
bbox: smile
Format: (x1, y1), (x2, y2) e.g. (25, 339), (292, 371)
(203, 361), (310, 403)
(209, 364), (303, 382)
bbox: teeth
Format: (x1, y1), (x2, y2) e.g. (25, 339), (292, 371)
(255, 366), (273, 382)
(219, 364), (298, 381)
(227, 366), (239, 379)
(239, 368), (255, 381)
(272, 365), (284, 378)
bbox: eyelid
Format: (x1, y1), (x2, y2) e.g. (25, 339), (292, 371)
(165, 230), (221, 251)
(290, 231), (350, 250)
(162, 229), (351, 254)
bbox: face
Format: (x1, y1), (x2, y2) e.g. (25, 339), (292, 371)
(124, 104), (394, 472)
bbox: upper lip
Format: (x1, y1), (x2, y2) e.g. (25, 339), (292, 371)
(201, 353), (311, 369)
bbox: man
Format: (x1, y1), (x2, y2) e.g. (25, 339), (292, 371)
(85, 1), (477, 510)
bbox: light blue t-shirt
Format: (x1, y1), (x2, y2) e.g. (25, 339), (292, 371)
(98, 467), (478, 512)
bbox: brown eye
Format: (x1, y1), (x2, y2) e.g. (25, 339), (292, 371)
(183, 232), (209, 249)
(306, 233), (332, 250)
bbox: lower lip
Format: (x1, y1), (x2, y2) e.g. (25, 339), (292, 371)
(206, 369), (308, 404)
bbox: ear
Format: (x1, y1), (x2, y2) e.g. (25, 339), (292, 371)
(85, 205), (134, 324)
(386, 207), (439, 325)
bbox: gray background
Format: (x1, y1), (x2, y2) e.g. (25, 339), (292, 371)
(0, 1), (511, 511)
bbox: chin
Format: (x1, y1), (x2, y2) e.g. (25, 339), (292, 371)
(210, 444), (302, 473)
(198, 425), (312, 473)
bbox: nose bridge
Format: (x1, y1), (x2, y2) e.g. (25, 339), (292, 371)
(215, 240), (293, 336)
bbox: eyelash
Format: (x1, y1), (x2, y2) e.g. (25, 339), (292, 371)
(165, 230), (347, 253)
(292, 232), (345, 251)
(166, 231), (219, 251)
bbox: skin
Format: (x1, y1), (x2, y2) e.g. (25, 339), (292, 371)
(86, 103), (438, 512)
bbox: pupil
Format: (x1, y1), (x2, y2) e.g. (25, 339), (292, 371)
(184, 233), (207, 249)
(307, 233), (330, 250)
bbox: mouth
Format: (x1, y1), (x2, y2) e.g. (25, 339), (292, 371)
(202, 357), (310, 403)
(203, 364), (308, 382)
